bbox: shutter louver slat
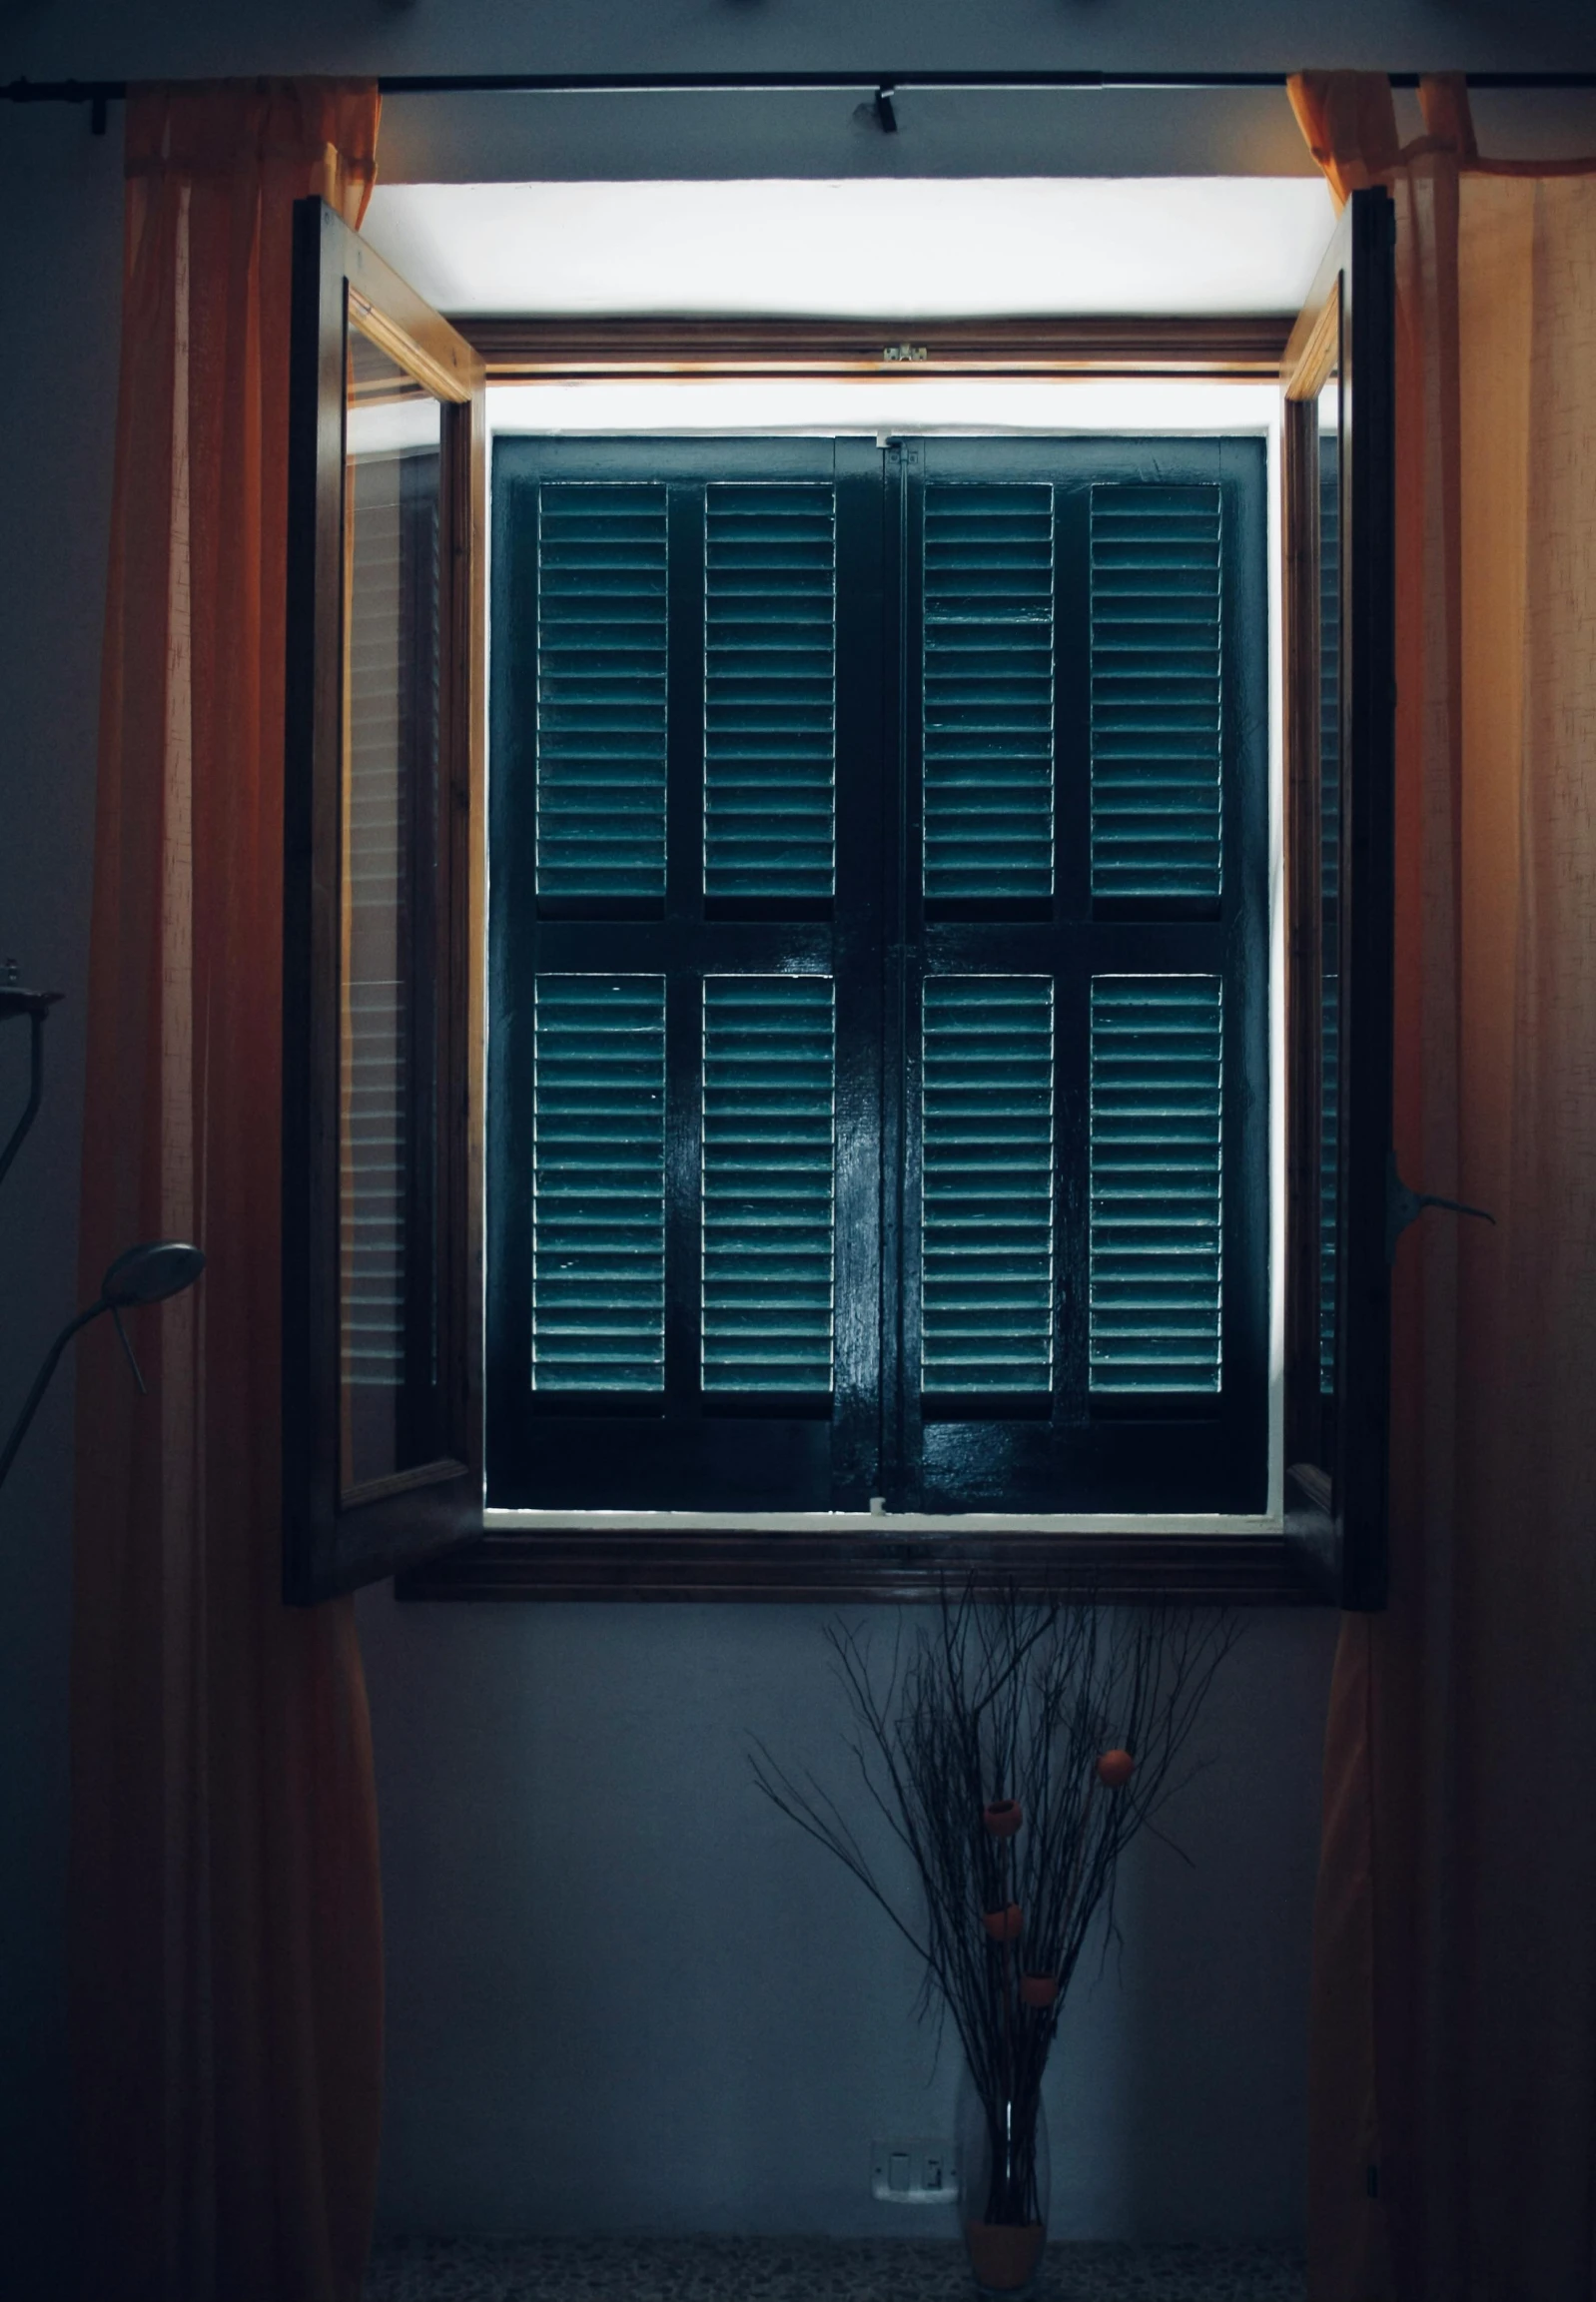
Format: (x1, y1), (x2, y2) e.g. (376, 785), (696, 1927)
(702, 976), (835, 1392)
(705, 485), (836, 901)
(536, 483), (668, 901)
(1318, 438), (1341, 1394)
(922, 977), (1055, 1394)
(1090, 976), (1222, 1392)
(342, 456), (436, 1396)
(922, 485), (1055, 902)
(532, 976), (666, 1390)
(1091, 484), (1222, 901)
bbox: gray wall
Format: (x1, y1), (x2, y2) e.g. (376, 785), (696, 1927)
(2, 0), (1591, 2270)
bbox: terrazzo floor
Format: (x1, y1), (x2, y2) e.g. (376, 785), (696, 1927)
(363, 2237), (1307, 2302)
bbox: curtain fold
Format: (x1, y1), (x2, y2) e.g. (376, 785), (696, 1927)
(71, 80), (385, 2302)
(1290, 71), (1596, 2302)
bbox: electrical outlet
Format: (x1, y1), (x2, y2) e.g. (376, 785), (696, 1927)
(869, 2138), (960, 2205)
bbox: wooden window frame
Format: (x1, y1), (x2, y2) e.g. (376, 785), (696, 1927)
(390, 309), (1344, 1604)
(1278, 191), (1397, 1612)
(283, 201), (487, 1604)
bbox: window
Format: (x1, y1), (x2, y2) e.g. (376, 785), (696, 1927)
(486, 434), (1268, 1520)
(283, 190), (1396, 1608)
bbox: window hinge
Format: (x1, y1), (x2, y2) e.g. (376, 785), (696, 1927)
(1386, 1152), (1495, 1264)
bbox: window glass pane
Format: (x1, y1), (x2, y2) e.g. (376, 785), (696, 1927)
(341, 324), (443, 1489)
(536, 482), (668, 901)
(531, 975), (666, 1390)
(1090, 483), (1222, 901)
(921, 977), (1055, 1395)
(701, 976), (835, 1392)
(704, 484), (836, 900)
(922, 485), (1055, 902)
(1317, 386), (1341, 1394)
(1089, 975), (1222, 1393)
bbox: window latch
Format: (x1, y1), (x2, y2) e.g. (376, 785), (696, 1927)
(1385, 1152), (1495, 1264)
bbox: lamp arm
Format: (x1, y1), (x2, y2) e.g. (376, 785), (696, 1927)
(0, 1010), (46, 1193)
(0, 1298), (107, 1495)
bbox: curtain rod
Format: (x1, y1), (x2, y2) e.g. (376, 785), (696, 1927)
(4, 68), (1594, 138)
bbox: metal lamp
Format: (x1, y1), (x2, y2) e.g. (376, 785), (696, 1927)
(0, 1239), (206, 1493)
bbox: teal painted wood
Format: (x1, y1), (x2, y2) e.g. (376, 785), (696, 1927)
(922, 484), (1055, 902)
(535, 483), (668, 900)
(1089, 976), (1223, 1392)
(921, 977), (1055, 1395)
(701, 976), (835, 1391)
(704, 484), (836, 900)
(531, 975), (666, 1389)
(1090, 485), (1222, 901)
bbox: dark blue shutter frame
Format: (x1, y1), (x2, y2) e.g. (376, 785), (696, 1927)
(535, 482), (669, 902)
(701, 975), (836, 1393)
(704, 484), (837, 902)
(489, 432), (1269, 1521)
(1090, 483), (1223, 903)
(530, 974), (666, 1391)
(921, 484), (1055, 902)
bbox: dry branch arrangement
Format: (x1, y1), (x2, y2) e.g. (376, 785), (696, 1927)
(750, 1578), (1239, 2289)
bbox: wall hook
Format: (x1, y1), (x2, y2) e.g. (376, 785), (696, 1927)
(874, 84), (899, 133)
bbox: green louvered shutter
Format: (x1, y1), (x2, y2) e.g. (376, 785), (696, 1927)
(921, 978), (1055, 1396)
(922, 484), (1055, 901)
(702, 975), (835, 1392)
(704, 484), (836, 901)
(531, 975), (666, 1391)
(536, 483), (668, 901)
(1091, 484), (1222, 901)
(1089, 976), (1223, 1393)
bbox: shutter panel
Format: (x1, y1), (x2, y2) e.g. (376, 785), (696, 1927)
(1090, 483), (1222, 901)
(1318, 435), (1341, 1393)
(921, 977), (1055, 1396)
(704, 484), (836, 900)
(284, 198), (484, 1603)
(1089, 975), (1222, 1393)
(343, 454), (415, 1398)
(536, 482), (668, 901)
(921, 484), (1055, 902)
(531, 975), (666, 1391)
(701, 975), (835, 1392)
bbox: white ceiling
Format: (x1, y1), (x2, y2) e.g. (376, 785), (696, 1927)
(361, 176), (1336, 320)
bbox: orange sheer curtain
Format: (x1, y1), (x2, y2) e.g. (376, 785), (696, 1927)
(1290, 71), (1596, 2302)
(71, 82), (384, 2302)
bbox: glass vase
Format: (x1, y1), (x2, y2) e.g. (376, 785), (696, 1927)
(957, 2060), (1051, 2296)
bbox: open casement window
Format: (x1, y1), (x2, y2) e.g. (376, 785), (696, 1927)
(1281, 187), (1397, 1611)
(283, 199), (486, 1604)
(466, 429), (1271, 1588)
